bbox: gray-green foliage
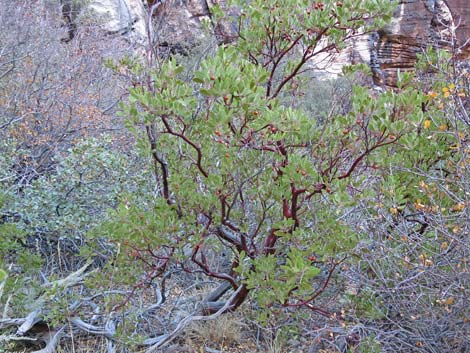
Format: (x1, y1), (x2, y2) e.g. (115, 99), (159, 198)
(5, 136), (150, 236)
(0, 190), (43, 317)
(0, 135), (155, 318)
(0, 135), (151, 303)
(0, 139), (16, 188)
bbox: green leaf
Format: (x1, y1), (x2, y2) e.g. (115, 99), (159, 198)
(0, 269), (7, 282)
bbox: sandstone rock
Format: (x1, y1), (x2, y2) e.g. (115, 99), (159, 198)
(373, 0), (470, 86)
(311, 0), (470, 86)
(151, 0), (210, 54)
(307, 34), (372, 79)
(67, 0), (469, 86)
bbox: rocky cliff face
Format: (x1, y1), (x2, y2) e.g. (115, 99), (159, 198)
(308, 0), (470, 86)
(373, 0), (470, 86)
(59, 0), (147, 43)
(71, 0), (469, 86)
(86, 0), (147, 38)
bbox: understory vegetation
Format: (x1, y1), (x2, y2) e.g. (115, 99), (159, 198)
(0, 1), (468, 352)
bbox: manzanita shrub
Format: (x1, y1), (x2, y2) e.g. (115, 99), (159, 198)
(100, 0), (413, 314)
(0, 1), (466, 351)
(98, 3), (468, 349)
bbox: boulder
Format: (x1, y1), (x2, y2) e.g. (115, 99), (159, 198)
(85, 0), (147, 40)
(57, 0), (147, 43)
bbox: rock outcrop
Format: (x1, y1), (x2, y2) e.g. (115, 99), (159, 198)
(145, 0), (470, 86)
(373, 0), (470, 86)
(150, 0), (214, 54)
(86, 0), (147, 38)
(310, 0), (470, 86)
(60, 0), (229, 51)
(61, 0), (469, 86)
(59, 0), (147, 43)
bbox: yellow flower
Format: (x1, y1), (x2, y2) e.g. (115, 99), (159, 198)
(452, 202), (465, 212)
(424, 120), (431, 129)
(414, 201), (426, 210)
(443, 297), (455, 305)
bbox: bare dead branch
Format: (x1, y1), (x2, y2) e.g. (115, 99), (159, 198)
(70, 317), (115, 339)
(144, 285), (244, 352)
(31, 326), (65, 353)
(17, 309), (42, 336)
